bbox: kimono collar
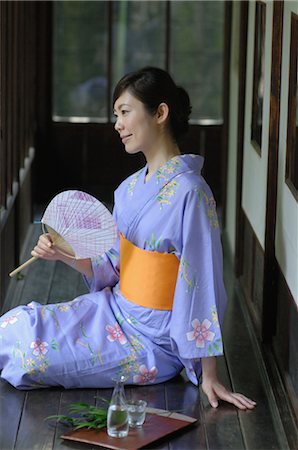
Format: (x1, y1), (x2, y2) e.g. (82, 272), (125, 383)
(145, 153), (204, 186)
(116, 154), (204, 235)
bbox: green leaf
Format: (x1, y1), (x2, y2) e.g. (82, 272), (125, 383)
(45, 401), (108, 430)
(208, 345), (213, 356)
(45, 414), (75, 425)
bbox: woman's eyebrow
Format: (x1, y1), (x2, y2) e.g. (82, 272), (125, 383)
(113, 103), (130, 113)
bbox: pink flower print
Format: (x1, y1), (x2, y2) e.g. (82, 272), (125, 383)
(186, 319), (215, 348)
(106, 323), (127, 345)
(133, 365), (158, 384)
(0, 313), (19, 328)
(30, 338), (49, 356)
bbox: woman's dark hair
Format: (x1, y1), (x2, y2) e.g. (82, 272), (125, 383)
(113, 67), (192, 142)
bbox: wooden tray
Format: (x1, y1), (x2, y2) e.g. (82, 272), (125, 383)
(61, 407), (198, 450)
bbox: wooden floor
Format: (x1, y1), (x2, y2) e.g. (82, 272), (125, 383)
(0, 224), (292, 450)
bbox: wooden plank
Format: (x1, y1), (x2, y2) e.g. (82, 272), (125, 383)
(6, 2), (13, 195)
(14, 388), (61, 450)
(2, 224), (38, 313)
(199, 357), (245, 450)
(0, 0), (8, 209)
(165, 376), (206, 450)
(126, 383), (169, 450)
(262, 0), (284, 340)
(128, 382), (166, 411)
(1, 209), (16, 313)
(47, 261), (88, 305)
(2, 224), (54, 312)
(53, 388), (99, 450)
(190, 254), (245, 450)
(0, 380), (27, 450)
(3, 223), (87, 314)
(77, 275), (89, 296)
(17, 244), (56, 307)
(235, 1), (248, 278)
(224, 290), (289, 450)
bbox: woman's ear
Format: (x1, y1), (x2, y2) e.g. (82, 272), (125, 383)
(156, 102), (169, 124)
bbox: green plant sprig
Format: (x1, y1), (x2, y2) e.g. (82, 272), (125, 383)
(46, 399), (109, 431)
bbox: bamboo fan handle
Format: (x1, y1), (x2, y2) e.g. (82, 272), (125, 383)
(9, 256), (38, 278)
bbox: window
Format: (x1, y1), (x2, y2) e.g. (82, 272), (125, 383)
(286, 12), (298, 200)
(170, 1), (224, 121)
(53, 1), (224, 123)
(112, 1), (166, 89)
(53, 2), (108, 120)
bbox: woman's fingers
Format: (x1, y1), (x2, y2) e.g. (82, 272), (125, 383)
(31, 234), (56, 259)
(219, 391), (257, 410)
(230, 393), (257, 409)
(202, 382), (221, 408)
(203, 382), (257, 410)
(219, 391), (254, 410)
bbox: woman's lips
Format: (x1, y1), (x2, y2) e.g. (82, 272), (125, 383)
(121, 134), (132, 144)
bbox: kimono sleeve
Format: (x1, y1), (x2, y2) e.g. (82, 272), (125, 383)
(170, 186), (227, 363)
(84, 207), (120, 293)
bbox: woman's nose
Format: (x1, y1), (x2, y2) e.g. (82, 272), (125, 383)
(114, 118), (123, 132)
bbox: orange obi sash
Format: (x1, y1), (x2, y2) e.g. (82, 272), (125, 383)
(119, 233), (179, 310)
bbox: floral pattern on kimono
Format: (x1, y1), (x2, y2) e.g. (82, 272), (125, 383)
(0, 154), (226, 390)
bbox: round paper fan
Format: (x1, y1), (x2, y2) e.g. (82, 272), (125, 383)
(9, 190), (117, 277)
(41, 190), (117, 259)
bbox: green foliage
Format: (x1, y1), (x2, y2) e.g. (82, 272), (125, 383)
(46, 399), (108, 430)
(53, 0), (224, 120)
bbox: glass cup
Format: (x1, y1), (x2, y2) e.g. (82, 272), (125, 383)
(126, 400), (147, 428)
(107, 404), (129, 438)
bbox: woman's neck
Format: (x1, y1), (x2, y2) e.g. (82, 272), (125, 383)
(144, 142), (180, 182)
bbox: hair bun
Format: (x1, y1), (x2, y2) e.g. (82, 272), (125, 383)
(171, 86), (192, 138)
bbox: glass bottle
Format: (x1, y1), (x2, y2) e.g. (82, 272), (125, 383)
(107, 376), (129, 438)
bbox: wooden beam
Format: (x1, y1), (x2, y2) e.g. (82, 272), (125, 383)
(262, 0), (284, 341)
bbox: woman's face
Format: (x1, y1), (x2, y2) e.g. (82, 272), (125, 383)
(113, 90), (159, 155)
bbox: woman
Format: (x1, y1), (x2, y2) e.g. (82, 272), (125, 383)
(0, 67), (256, 410)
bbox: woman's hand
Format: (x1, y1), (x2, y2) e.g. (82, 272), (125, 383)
(31, 234), (61, 261)
(201, 377), (257, 410)
(201, 357), (257, 410)
(31, 233), (93, 278)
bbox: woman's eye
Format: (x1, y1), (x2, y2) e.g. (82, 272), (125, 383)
(121, 110), (129, 115)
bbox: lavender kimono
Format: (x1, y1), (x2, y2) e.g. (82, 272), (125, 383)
(0, 154), (227, 389)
